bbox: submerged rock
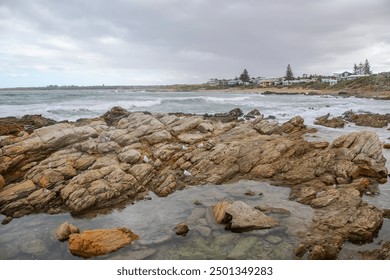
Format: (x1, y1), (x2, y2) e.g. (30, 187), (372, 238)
(228, 236), (258, 259)
(68, 227), (139, 258)
(19, 238), (48, 256)
(255, 206), (291, 216)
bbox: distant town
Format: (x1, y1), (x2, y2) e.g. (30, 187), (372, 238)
(206, 60), (377, 87)
(1, 59), (389, 92)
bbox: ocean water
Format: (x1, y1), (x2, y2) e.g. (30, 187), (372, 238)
(0, 89), (389, 259)
(0, 89), (389, 124)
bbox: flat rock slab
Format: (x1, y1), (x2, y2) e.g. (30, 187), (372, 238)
(226, 201), (279, 232)
(213, 201), (278, 232)
(69, 227), (139, 257)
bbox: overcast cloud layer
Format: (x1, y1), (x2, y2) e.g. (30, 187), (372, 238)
(1, 0), (390, 87)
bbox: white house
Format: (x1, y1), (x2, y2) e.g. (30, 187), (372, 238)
(283, 79), (309, 86)
(322, 78), (338, 86)
(227, 79), (243, 86)
(256, 77), (279, 87)
(334, 71), (352, 80)
(346, 74), (368, 80)
(207, 79), (220, 85)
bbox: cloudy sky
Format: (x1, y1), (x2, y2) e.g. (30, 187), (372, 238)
(1, 0), (390, 87)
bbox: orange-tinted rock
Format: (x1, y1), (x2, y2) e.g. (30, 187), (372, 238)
(0, 175), (5, 190)
(212, 201), (232, 224)
(0, 180), (37, 205)
(69, 227), (139, 257)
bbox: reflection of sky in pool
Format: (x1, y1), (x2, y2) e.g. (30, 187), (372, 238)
(0, 181), (314, 260)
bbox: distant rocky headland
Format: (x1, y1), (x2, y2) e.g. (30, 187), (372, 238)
(0, 107), (389, 259)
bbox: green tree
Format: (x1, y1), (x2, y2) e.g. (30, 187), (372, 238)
(285, 64), (294, 80)
(240, 69), (250, 83)
(363, 59), (372, 75)
(358, 62), (364, 74)
(353, 63), (358, 74)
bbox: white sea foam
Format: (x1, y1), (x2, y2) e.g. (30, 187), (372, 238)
(1, 90), (389, 125)
(203, 95), (251, 103)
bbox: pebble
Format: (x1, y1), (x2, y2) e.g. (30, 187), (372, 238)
(244, 190), (256, 196)
(265, 235), (283, 244)
(187, 208), (206, 223)
(19, 238), (48, 256)
(228, 237), (258, 259)
(112, 248), (157, 260)
(174, 223), (189, 236)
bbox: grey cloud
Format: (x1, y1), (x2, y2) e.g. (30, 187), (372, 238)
(1, 0), (390, 86)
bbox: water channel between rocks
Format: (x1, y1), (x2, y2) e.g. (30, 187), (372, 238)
(0, 180), (314, 260)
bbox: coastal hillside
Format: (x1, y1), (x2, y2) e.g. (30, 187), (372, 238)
(163, 73), (390, 99)
(329, 74), (390, 91)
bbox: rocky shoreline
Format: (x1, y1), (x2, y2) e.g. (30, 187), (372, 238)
(0, 107), (388, 259)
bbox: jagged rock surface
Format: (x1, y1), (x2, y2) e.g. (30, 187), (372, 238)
(314, 113), (345, 128)
(0, 115), (57, 136)
(343, 111), (390, 128)
(0, 107), (388, 259)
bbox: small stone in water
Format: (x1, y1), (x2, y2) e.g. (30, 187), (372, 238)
(175, 223), (189, 236)
(193, 199), (202, 205)
(244, 190), (256, 196)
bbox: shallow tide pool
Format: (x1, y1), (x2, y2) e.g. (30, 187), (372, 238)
(0, 181), (314, 260)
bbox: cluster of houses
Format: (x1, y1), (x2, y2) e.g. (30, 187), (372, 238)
(321, 72), (369, 86)
(207, 71), (370, 87)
